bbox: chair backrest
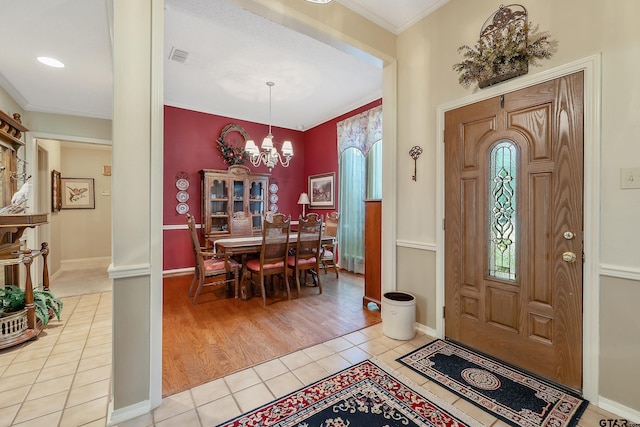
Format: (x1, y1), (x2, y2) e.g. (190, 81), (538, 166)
(261, 213), (290, 265)
(296, 213), (322, 261)
(324, 212), (339, 238)
(231, 211), (252, 236)
(186, 213), (205, 268)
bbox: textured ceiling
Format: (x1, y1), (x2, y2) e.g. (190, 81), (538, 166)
(0, 0), (446, 131)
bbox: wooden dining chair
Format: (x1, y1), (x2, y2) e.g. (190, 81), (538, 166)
(287, 213), (323, 298)
(245, 213), (291, 306)
(186, 213), (240, 303)
(230, 211), (252, 236)
(320, 212), (339, 278)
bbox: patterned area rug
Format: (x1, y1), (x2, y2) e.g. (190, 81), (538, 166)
(218, 359), (482, 427)
(397, 339), (589, 427)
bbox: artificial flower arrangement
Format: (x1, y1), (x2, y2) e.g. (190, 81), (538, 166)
(453, 5), (555, 89)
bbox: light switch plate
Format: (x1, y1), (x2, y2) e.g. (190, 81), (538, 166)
(620, 167), (640, 189)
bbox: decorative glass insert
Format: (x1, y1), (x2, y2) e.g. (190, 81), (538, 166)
(488, 141), (517, 280)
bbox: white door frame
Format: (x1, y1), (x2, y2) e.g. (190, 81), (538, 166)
(435, 54), (601, 403)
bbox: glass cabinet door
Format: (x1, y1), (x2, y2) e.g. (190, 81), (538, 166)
(232, 179), (245, 214)
(248, 179), (266, 232)
(209, 178), (229, 234)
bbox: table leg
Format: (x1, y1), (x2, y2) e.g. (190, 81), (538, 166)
(239, 254), (251, 301)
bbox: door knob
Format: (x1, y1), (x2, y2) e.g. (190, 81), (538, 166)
(562, 252), (577, 263)
(563, 231), (575, 240)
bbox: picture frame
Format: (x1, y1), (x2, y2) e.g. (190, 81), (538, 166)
(61, 177), (95, 209)
(51, 170), (62, 212)
(308, 172), (335, 209)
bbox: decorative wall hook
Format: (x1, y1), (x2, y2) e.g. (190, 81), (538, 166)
(409, 146), (423, 181)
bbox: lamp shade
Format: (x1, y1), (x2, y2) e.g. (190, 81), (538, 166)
(281, 140), (293, 156)
(297, 192), (310, 205)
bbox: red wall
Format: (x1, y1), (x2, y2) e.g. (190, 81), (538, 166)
(163, 99), (381, 271)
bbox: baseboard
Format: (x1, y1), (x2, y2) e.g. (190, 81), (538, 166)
(60, 256), (112, 270)
(415, 322), (437, 339)
(598, 396), (640, 424)
(162, 267), (192, 277)
(106, 400), (152, 426)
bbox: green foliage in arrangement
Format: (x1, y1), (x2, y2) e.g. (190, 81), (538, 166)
(217, 136), (248, 165)
(0, 285), (63, 326)
(453, 23), (556, 88)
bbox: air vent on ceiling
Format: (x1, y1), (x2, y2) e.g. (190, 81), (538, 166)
(169, 47), (189, 63)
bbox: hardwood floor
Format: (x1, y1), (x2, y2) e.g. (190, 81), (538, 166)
(162, 270), (381, 397)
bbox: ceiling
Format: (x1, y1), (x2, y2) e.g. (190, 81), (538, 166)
(0, 0), (446, 132)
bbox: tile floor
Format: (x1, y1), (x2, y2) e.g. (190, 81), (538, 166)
(0, 290), (626, 427)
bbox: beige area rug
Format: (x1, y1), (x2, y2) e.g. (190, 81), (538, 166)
(50, 265), (112, 298)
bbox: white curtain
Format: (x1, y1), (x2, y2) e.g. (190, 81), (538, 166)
(336, 105), (382, 274)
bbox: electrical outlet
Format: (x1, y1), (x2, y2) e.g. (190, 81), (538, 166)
(620, 167), (640, 189)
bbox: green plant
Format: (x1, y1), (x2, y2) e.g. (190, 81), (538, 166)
(0, 286), (63, 326)
(453, 23), (555, 88)
(0, 285), (26, 314)
(33, 289), (63, 325)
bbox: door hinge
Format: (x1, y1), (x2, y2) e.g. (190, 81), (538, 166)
(443, 306), (446, 318)
(500, 94), (505, 108)
(442, 218), (446, 230)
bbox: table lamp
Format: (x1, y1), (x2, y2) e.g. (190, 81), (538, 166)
(297, 192), (310, 217)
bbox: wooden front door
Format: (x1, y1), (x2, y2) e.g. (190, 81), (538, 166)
(444, 72), (584, 390)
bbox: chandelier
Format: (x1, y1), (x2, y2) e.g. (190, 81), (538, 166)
(244, 82), (293, 171)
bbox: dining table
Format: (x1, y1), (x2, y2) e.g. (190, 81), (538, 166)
(211, 233), (335, 301)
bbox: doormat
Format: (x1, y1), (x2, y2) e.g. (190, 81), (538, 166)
(217, 359), (482, 427)
(397, 339), (589, 427)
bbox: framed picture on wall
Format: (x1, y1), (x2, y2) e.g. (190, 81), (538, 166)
(309, 172), (335, 209)
(51, 170), (62, 212)
(61, 177), (95, 209)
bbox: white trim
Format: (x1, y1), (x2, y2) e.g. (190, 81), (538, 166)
(149, 0), (165, 411)
(107, 263), (151, 279)
(598, 397), (640, 424)
(106, 400), (152, 427)
(60, 256), (112, 269)
(381, 62), (398, 295)
(163, 267), (192, 277)
(435, 55), (601, 403)
(396, 240), (436, 252)
(600, 264), (640, 281)
(163, 223), (199, 231)
(415, 322), (437, 339)
(31, 131), (111, 146)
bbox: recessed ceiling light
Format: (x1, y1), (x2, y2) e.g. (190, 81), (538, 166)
(37, 57), (65, 68)
(305, 0), (332, 3)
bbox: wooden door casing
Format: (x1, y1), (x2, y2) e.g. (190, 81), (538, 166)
(444, 72), (584, 390)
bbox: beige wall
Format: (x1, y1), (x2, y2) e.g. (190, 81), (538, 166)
(59, 143), (112, 261)
(395, 0), (640, 412)
(600, 276), (640, 409)
(37, 139), (62, 273)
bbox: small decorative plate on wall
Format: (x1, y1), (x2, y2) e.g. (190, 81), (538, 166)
(176, 178), (189, 191)
(269, 193), (279, 204)
(176, 191), (189, 203)
(269, 183), (278, 193)
(176, 203), (189, 214)
(269, 204), (278, 212)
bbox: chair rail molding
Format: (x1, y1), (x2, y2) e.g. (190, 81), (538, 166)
(600, 263), (640, 282)
(396, 239), (436, 252)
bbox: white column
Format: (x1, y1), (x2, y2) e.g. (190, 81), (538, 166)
(107, 0), (163, 424)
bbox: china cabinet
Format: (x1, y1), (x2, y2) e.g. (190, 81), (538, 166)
(200, 166), (269, 241)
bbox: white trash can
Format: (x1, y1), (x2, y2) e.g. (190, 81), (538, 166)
(382, 291), (416, 340)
